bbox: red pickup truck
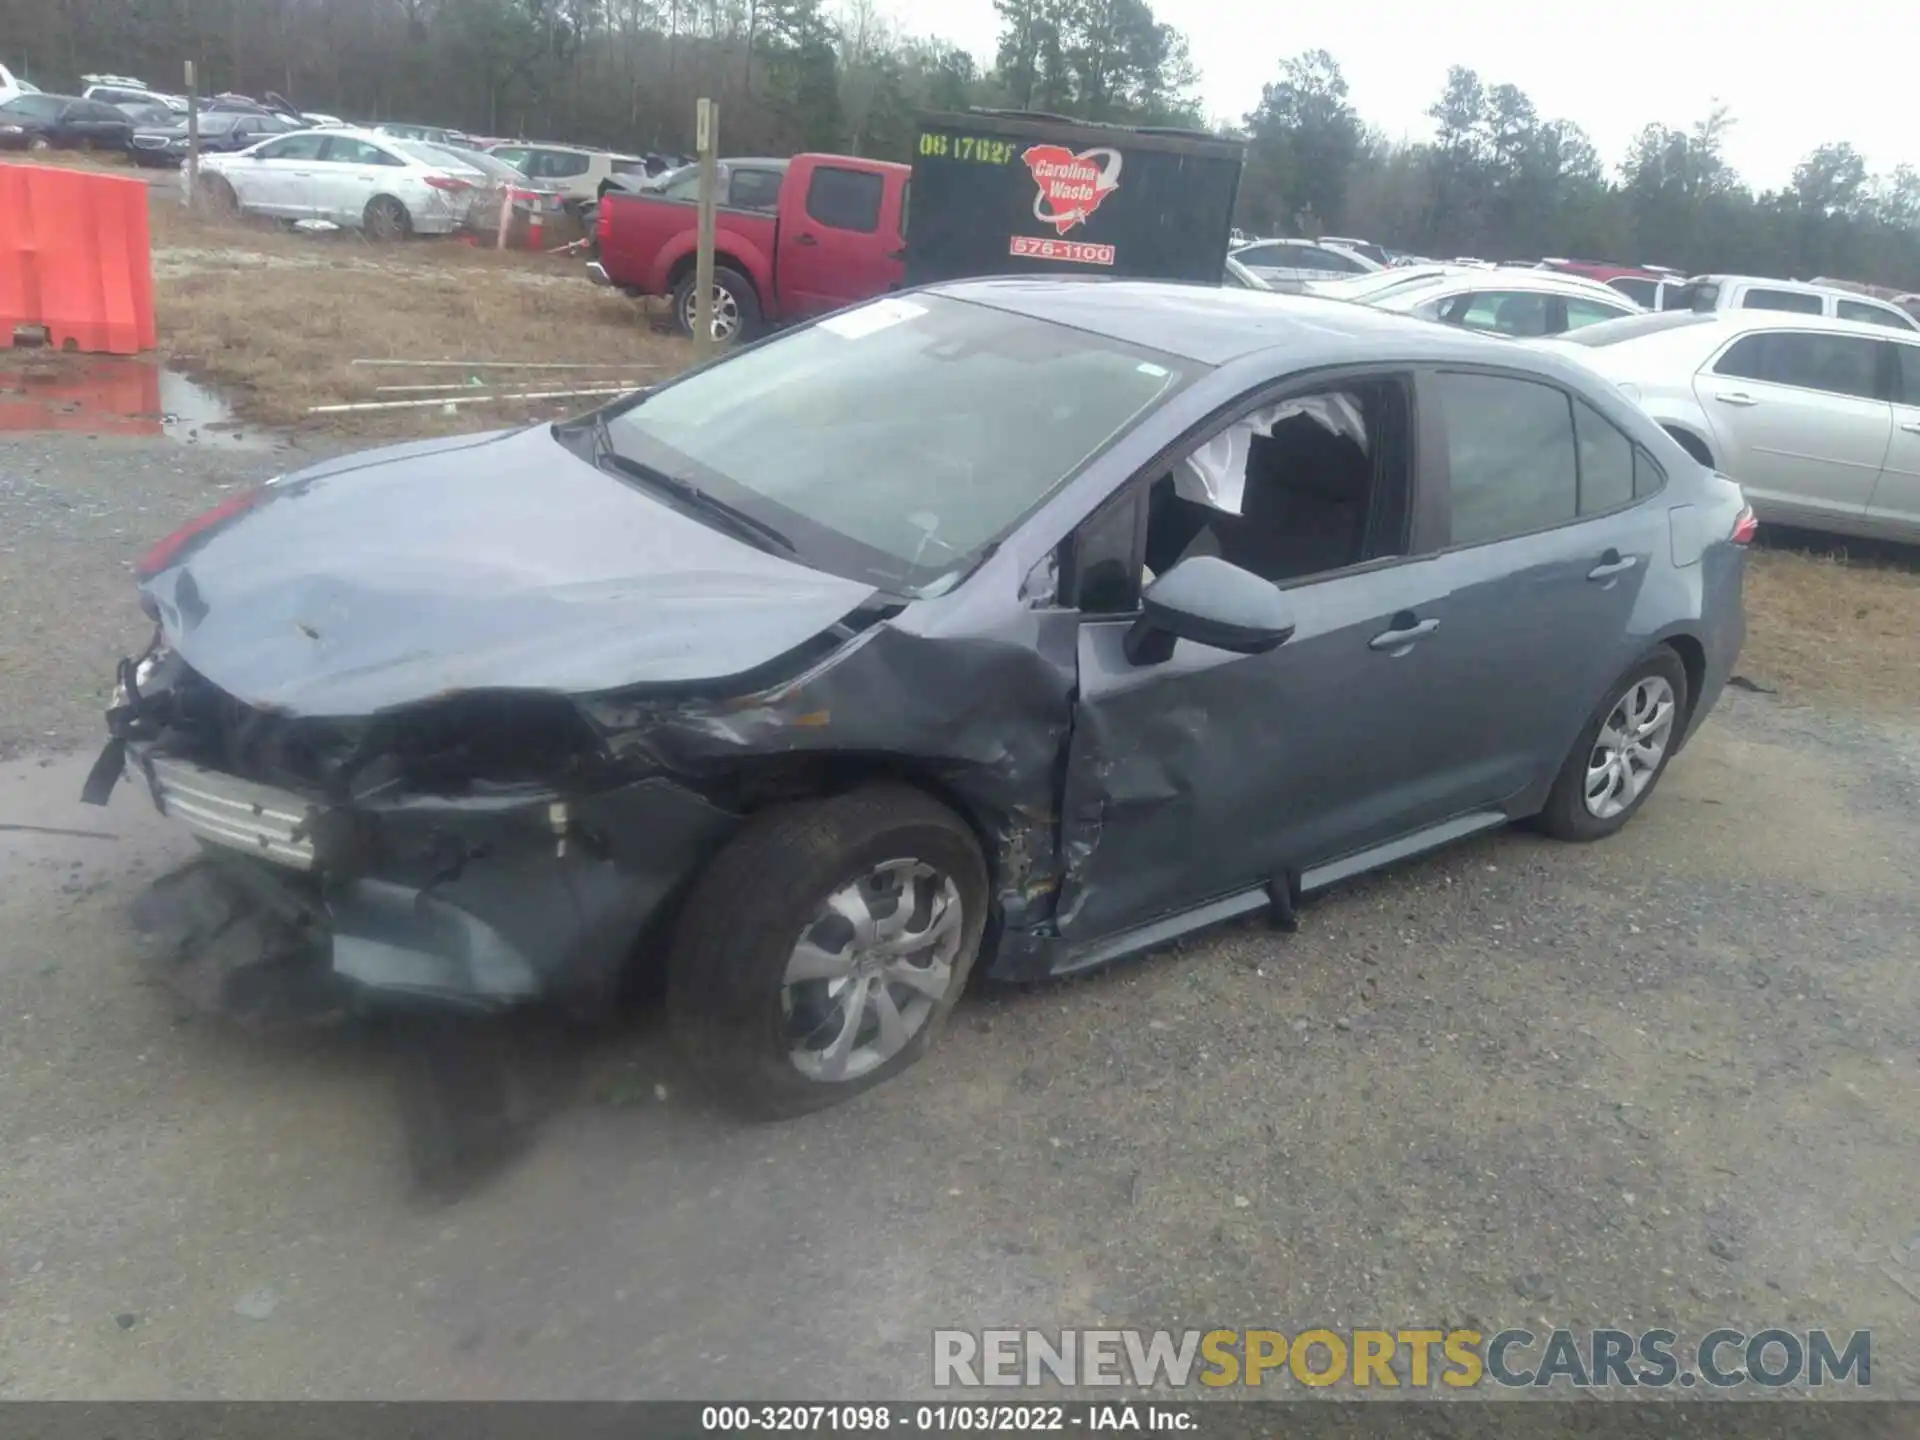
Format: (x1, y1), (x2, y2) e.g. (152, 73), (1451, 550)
(590, 152), (910, 342)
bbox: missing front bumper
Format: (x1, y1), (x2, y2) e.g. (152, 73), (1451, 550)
(99, 739), (743, 1022)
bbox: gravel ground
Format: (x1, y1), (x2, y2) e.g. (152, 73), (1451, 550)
(0, 433), (1916, 1402)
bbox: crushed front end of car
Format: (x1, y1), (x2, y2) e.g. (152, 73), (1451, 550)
(87, 638), (743, 1029)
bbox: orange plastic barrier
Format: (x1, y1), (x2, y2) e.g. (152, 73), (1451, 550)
(0, 165), (157, 355)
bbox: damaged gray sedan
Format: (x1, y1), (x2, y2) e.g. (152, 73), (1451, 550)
(84, 279), (1750, 1117)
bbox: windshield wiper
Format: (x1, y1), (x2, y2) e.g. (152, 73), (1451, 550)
(590, 426), (797, 558)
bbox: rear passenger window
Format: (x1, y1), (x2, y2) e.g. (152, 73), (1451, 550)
(1894, 344), (1920, 406)
(1436, 372), (1578, 546)
(1714, 331), (1880, 399)
(1573, 400), (1635, 513)
(1742, 288), (1824, 315)
(805, 166), (883, 232)
(1609, 277), (1657, 307)
(1635, 448), (1668, 495)
(728, 168), (783, 211)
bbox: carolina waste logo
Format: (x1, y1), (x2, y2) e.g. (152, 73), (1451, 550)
(1022, 144), (1123, 234)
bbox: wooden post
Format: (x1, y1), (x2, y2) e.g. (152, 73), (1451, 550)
(693, 97), (718, 360)
(184, 61), (199, 211)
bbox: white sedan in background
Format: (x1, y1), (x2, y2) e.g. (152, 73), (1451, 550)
(1544, 309), (1920, 542)
(1360, 267), (1644, 337)
(192, 128), (488, 239)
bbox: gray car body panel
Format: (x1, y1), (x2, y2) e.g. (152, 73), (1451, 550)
(97, 280), (1746, 1012)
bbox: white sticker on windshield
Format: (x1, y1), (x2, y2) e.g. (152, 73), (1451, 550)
(818, 297), (928, 339)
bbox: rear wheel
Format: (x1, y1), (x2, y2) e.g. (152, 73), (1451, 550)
(364, 194), (412, 242)
(1535, 646), (1690, 841)
(27, 136), (50, 153)
(667, 785), (987, 1118)
(672, 264), (760, 344)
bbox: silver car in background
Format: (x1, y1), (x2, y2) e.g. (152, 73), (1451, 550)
(1229, 237), (1384, 290)
(194, 127), (490, 239)
(1547, 310), (1920, 542)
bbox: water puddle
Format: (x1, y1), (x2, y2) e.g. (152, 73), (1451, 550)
(0, 354), (280, 449)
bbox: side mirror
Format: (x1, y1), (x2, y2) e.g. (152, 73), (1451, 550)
(1123, 555), (1296, 666)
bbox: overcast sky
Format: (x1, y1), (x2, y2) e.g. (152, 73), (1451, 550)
(879, 0), (1917, 193)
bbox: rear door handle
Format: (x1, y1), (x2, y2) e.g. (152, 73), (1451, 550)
(1588, 550), (1639, 581)
(1369, 616), (1440, 652)
(1713, 391), (1758, 407)
(794, 233), (818, 247)
(1901, 420), (1920, 434)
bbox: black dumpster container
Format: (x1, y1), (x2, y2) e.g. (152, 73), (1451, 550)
(905, 109), (1245, 288)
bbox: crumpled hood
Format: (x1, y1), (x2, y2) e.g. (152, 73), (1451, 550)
(142, 426), (877, 717)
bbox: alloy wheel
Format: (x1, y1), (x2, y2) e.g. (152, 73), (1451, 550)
(781, 859), (964, 1083)
(1584, 675), (1677, 819)
(682, 284), (740, 342)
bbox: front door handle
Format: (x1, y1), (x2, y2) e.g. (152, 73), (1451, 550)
(794, 233), (818, 247)
(1713, 390), (1758, 407)
(1369, 616), (1440, 652)
(1588, 549), (1640, 582)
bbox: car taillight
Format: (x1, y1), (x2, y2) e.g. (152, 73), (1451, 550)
(134, 487), (267, 581)
(425, 175), (472, 192)
(596, 203), (611, 239)
(1730, 504), (1758, 546)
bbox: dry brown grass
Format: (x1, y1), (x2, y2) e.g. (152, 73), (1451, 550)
(1742, 543), (1920, 714)
(147, 206), (693, 439)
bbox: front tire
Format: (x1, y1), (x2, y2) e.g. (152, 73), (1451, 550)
(667, 785), (988, 1119)
(672, 264), (760, 344)
(1535, 646), (1689, 841)
(196, 174), (238, 217)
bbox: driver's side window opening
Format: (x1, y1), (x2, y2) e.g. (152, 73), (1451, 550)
(1136, 379), (1412, 599)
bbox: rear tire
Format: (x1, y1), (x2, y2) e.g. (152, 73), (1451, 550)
(672, 264), (760, 344)
(1535, 646), (1690, 842)
(364, 194), (412, 242)
(667, 785), (988, 1119)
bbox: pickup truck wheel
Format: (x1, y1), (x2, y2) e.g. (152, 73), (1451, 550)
(673, 265), (760, 344)
(666, 784), (987, 1119)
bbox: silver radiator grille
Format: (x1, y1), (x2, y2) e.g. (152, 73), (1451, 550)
(144, 755), (317, 870)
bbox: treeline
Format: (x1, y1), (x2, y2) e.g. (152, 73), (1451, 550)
(6, 0), (1917, 288)
(0, 0), (1202, 162)
(1244, 51), (1920, 291)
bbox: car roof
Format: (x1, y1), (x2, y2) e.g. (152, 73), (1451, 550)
(926, 276), (1588, 369)
(1558, 307), (1917, 357)
(1371, 269), (1644, 307)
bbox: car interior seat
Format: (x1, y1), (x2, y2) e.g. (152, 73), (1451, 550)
(1148, 415), (1372, 584)
(1495, 294), (1548, 336)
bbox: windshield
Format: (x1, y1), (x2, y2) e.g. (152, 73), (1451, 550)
(601, 294), (1192, 594)
(391, 138), (481, 172)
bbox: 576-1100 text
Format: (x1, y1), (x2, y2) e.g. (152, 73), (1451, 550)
(701, 1404), (1198, 1432)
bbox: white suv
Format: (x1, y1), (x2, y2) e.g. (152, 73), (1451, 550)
(1666, 274), (1919, 331)
(485, 141), (651, 204)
